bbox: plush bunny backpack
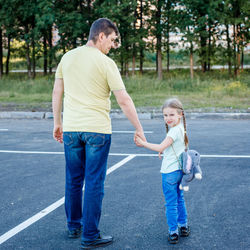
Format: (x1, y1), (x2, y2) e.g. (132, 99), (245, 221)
(179, 150), (202, 191)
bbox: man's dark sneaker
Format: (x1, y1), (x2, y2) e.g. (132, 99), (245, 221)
(168, 233), (179, 244)
(179, 226), (190, 237)
(68, 226), (82, 238)
(81, 235), (113, 249)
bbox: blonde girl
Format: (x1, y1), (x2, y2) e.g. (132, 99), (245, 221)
(135, 98), (190, 244)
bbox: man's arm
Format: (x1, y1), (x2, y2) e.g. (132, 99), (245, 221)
(52, 78), (64, 143)
(113, 89), (146, 144)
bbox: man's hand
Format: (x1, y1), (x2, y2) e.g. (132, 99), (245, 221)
(53, 124), (63, 143)
(134, 130), (146, 147)
(135, 134), (146, 147)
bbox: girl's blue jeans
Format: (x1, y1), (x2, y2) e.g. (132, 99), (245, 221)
(63, 132), (111, 242)
(162, 170), (188, 234)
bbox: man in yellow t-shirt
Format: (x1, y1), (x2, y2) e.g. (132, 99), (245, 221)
(52, 18), (145, 249)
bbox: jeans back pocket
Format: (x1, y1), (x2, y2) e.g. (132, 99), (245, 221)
(85, 133), (105, 147)
(63, 133), (74, 146)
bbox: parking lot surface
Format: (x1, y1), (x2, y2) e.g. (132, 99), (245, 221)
(0, 118), (249, 250)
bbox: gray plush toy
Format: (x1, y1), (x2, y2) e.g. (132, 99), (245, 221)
(179, 150), (202, 191)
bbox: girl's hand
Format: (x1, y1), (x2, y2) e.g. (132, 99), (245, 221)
(158, 152), (162, 159)
(134, 130), (146, 147)
(135, 135), (145, 147)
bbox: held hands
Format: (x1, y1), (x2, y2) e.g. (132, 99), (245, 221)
(53, 124), (63, 143)
(134, 131), (146, 147)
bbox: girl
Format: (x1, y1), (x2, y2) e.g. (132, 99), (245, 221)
(135, 98), (190, 244)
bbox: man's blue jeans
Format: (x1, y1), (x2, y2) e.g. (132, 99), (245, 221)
(162, 170), (188, 234)
(63, 132), (111, 242)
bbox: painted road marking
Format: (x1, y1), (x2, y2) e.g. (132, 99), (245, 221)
(112, 131), (153, 134)
(0, 129), (8, 131)
(0, 155), (136, 245)
(0, 150), (250, 158)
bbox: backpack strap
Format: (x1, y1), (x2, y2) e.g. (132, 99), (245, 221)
(171, 126), (186, 170)
(171, 143), (183, 170)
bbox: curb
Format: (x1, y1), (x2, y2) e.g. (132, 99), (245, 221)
(0, 111), (250, 120)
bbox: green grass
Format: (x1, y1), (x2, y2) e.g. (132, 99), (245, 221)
(0, 73), (54, 103)
(0, 69), (250, 111)
(111, 69), (250, 110)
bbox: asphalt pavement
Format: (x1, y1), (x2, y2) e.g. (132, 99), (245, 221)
(0, 118), (250, 250)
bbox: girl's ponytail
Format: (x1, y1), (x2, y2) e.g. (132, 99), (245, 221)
(182, 109), (189, 151)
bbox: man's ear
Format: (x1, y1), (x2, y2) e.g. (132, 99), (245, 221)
(98, 32), (105, 42)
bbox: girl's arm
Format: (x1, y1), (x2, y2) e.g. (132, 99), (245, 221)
(135, 135), (173, 153)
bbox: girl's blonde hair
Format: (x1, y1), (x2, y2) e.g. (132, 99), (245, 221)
(162, 98), (189, 149)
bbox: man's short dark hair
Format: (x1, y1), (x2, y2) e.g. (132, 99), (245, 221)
(89, 18), (119, 43)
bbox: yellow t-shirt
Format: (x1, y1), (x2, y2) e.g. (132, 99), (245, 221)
(55, 45), (125, 134)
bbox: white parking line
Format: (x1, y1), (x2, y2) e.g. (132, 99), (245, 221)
(0, 129), (8, 131)
(0, 150), (63, 154)
(0, 154), (136, 245)
(112, 131), (153, 134)
(0, 150), (250, 158)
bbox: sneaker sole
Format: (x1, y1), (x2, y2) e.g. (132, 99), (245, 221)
(68, 234), (81, 239)
(81, 240), (113, 249)
(180, 233), (190, 237)
(168, 240), (179, 244)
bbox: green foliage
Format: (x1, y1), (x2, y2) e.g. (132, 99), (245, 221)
(0, 0), (249, 78)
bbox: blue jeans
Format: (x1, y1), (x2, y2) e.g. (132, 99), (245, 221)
(63, 132), (111, 242)
(162, 170), (188, 234)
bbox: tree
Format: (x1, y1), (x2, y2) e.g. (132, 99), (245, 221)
(219, 0), (249, 77)
(162, 0), (178, 72)
(54, 0), (90, 53)
(0, 27), (2, 78)
(36, 0), (55, 74)
(177, 1), (199, 79)
(95, 0), (138, 76)
(148, 0), (164, 80)
(0, 0), (18, 76)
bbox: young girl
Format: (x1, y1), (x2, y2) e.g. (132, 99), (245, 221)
(135, 98), (190, 244)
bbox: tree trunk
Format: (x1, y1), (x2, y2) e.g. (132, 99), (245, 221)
(6, 34), (11, 75)
(208, 23), (211, 71)
(26, 42), (32, 78)
(157, 48), (162, 80)
(156, 51), (158, 72)
(43, 33), (47, 75)
(120, 53), (124, 75)
(236, 25), (241, 75)
(166, 24), (170, 72)
(233, 24), (238, 77)
(226, 24), (232, 76)
(0, 28), (3, 78)
(241, 49), (244, 71)
(190, 42), (194, 79)
(237, 45), (241, 73)
(156, 0), (163, 80)
(132, 7), (137, 76)
(139, 47), (143, 74)
(132, 49), (136, 76)
(125, 62), (129, 78)
(48, 27), (53, 74)
(166, 3), (170, 72)
(200, 34), (207, 72)
(139, 0), (143, 74)
(32, 35), (36, 79)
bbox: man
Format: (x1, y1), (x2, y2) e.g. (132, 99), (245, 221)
(52, 18), (145, 249)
